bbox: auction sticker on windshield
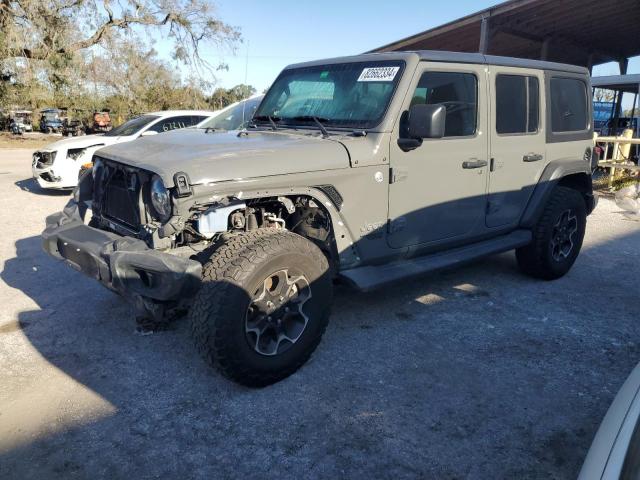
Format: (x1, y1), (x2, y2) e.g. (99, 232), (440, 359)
(357, 66), (400, 82)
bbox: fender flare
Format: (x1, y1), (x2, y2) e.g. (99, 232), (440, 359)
(520, 159), (593, 228)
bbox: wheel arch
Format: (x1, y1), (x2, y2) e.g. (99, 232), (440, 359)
(190, 183), (360, 268)
(520, 159), (595, 228)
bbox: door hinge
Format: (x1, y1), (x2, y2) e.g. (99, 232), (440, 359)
(389, 167), (408, 184)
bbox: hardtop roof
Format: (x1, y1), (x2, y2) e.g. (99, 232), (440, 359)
(286, 50), (588, 75)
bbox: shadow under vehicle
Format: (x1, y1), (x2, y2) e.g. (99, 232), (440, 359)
(42, 51), (597, 387)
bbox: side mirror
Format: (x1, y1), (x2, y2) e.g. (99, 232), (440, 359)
(408, 103), (446, 139)
(140, 130), (158, 137)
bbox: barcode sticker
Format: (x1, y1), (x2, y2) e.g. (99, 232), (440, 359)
(357, 66), (400, 82)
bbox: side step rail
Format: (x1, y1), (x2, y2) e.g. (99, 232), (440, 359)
(339, 229), (532, 292)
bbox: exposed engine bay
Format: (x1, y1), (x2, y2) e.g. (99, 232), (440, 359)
(86, 157), (337, 268)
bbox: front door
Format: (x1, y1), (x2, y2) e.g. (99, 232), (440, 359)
(486, 67), (547, 228)
(387, 63), (489, 249)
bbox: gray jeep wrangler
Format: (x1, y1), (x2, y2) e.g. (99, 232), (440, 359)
(43, 51), (597, 386)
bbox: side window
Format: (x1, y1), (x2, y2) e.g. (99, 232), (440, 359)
(550, 78), (588, 132)
(496, 75), (539, 134)
(408, 71), (477, 137)
(190, 115), (207, 126)
(148, 116), (192, 133)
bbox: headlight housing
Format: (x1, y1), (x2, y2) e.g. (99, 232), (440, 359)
(150, 175), (171, 221)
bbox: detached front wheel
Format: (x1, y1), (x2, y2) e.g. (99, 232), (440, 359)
(189, 230), (332, 387)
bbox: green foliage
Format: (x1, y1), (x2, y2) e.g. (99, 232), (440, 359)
(0, 41), (255, 123)
(208, 84), (257, 110)
(0, 0), (244, 121)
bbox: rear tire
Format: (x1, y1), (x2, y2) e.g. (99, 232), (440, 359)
(516, 186), (586, 280)
(189, 229), (332, 387)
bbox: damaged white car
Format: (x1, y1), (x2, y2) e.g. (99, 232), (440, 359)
(32, 110), (216, 190)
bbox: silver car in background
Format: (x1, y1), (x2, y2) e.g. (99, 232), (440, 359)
(580, 363), (640, 479)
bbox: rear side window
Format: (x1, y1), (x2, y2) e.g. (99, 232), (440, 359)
(550, 78), (588, 132)
(496, 75), (539, 134)
(148, 115), (200, 133)
(410, 71), (477, 137)
(190, 115), (208, 125)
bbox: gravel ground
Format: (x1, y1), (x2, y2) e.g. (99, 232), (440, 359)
(1, 148), (639, 479)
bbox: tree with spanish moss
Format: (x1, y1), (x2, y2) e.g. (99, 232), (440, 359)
(0, 0), (240, 108)
(0, 0), (239, 66)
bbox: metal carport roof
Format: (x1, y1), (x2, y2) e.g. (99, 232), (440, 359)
(370, 0), (640, 72)
(592, 75), (640, 93)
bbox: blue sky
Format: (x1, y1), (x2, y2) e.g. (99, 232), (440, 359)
(156, 0), (638, 92)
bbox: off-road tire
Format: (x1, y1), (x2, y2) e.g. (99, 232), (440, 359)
(189, 229), (332, 387)
(516, 186), (586, 280)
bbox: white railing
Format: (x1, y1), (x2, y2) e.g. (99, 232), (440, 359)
(594, 134), (640, 189)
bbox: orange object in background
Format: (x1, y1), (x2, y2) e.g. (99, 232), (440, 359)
(91, 111), (112, 132)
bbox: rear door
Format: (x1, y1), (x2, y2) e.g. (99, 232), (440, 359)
(486, 67), (546, 228)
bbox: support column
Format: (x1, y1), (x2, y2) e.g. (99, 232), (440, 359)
(619, 58), (629, 75)
(587, 53), (594, 75)
(479, 16), (491, 54)
(540, 38), (551, 61)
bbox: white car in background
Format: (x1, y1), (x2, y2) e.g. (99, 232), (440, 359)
(32, 110), (216, 190)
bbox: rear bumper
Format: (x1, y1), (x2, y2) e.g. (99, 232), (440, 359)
(42, 204), (202, 302)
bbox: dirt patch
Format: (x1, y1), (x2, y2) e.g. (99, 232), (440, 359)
(593, 168), (639, 195)
(0, 132), (60, 150)
(0, 320), (29, 334)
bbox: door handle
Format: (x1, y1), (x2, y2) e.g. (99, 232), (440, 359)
(523, 153), (544, 162)
(462, 159), (488, 169)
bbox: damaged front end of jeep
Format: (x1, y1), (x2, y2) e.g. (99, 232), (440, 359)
(42, 155), (343, 322)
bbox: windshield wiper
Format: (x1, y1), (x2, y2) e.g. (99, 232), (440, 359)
(253, 115), (280, 131)
(291, 116), (330, 138)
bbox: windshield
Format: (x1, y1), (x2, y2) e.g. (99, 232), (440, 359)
(200, 97), (263, 130)
(43, 112), (60, 121)
(254, 61), (404, 130)
(104, 115), (159, 137)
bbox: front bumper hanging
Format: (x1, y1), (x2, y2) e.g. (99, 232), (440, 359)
(42, 202), (202, 303)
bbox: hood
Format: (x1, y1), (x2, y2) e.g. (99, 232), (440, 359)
(98, 129), (351, 187)
(39, 134), (123, 152)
